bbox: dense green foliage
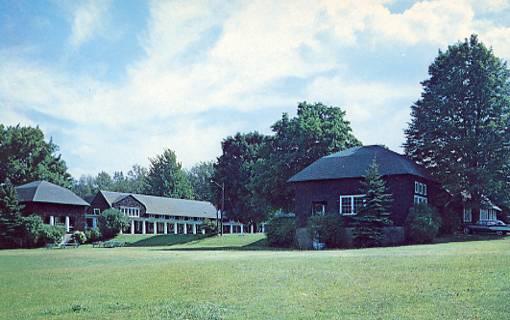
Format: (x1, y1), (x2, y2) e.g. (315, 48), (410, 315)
(266, 216), (296, 247)
(98, 209), (129, 240)
(351, 160), (393, 247)
(404, 35), (510, 211)
(38, 224), (65, 245)
(0, 125), (71, 187)
(0, 179), (24, 248)
(308, 214), (345, 248)
(213, 102), (360, 224)
(213, 132), (269, 224)
(73, 165), (149, 198)
(84, 228), (102, 243)
(199, 218), (217, 234)
(72, 231), (87, 244)
(1, 237), (509, 319)
(187, 161), (215, 202)
(145, 149), (193, 199)
(406, 204), (442, 244)
(250, 102), (361, 211)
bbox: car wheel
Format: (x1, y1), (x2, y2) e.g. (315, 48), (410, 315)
(463, 227), (470, 235)
(496, 230), (504, 236)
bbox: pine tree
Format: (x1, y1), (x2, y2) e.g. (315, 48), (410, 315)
(0, 179), (24, 248)
(352, 159), (393, 247)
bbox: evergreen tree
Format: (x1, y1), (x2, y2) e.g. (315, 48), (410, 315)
(352, 159), (393, 248)
(145, 149), (193, 199)
(0, 179), (24, 248)
(404, 35), (510, 214)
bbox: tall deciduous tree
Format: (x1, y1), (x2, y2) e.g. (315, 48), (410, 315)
(0, 125), (72, 187)
(213, 132), (269, 224)
(187, 161), (215, 202)
(251, 102), (361, 211)
(404, 35), (510, 214)
(352, 160), (393, 247)
(145, 149), (193, 199)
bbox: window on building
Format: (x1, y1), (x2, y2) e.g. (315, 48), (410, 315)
(414, 195), (428, 205)
(312, 201), (327, 216)
(488, 209), (497, 221)
(339, 195), (365, 215)
(120, 206), (140, 217)
(93, 208), (101, 215)
(414, 181), (427, 196)
(480, 209), (489, 221)
(463, 208), (472, 223)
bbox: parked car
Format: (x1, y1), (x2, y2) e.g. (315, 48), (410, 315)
(463, 220), (510, 236)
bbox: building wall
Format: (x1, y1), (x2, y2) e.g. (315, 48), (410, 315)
(293, 174), (440, 227)
(112, 195), (146, 216)
(88, 192), (112, 214)
(21, 202), (88, 230)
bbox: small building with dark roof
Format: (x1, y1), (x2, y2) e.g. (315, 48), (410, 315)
(288, 145), (443, 227)
(15, 181), (89, 232)
(87, 191), (220, 235)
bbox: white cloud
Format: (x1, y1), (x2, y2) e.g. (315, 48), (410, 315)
(69, 0), (110, 47)
(3, 0), (510, 175)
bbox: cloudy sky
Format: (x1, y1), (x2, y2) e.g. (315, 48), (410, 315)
(2, 0), (510, 178)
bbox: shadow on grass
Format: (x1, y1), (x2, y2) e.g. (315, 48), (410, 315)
(126, 235), (209, 247)
(154, 238), (281, 252)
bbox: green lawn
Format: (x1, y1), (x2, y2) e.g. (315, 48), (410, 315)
(0, 235), (509, 319)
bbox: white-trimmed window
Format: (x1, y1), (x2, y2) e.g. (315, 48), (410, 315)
(414, 181), (427, 196)
(414, 195), (428, 205)
(93, 208), (101, 215)
(463, 208), (472, 222)
(480, 208), (497, 221)
(339, 195), (365, 215)
(312, 201), (327, 216)
(120, 206), (140, 217)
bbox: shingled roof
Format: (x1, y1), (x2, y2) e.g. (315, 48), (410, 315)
(99, 191), (218, 219)
(288, 145), (435, 183)
(15, 181), (89, 206)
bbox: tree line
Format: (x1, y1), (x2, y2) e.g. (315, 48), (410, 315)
(1, 34), (509, 234)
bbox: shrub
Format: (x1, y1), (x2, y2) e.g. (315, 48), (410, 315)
(307, 215), (344, 248)
(98, 209), (130, 240)
(84, 228), (102, 243)
(200, 218), (217, 235)
(20, 215), (45, 247)
(39, 224), (65, 245)
(266, 216), (296, 247)
(439, 206), (461, 235)
(406, 204), (442, 244)
(72, 231), (87, 244)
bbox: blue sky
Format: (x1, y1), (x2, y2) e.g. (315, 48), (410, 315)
(2, 0), (510, 178)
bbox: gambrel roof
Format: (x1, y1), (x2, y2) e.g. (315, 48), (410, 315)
(288, 145), (435, 183)
(15, 181), (89, 206)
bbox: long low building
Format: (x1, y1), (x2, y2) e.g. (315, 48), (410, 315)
(87, 191), (220, 235)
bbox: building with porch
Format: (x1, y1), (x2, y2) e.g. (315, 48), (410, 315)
(87, 191), (219, 235)
(15, 180), (89, 232)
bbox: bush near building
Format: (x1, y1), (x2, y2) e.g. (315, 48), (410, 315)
(266, 216), (296, 248)
(405, 204), (442, 244)
(98, 209), (129, 240)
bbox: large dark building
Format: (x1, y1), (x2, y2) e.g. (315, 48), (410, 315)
(15, 181), (89, 232)
(288, 145), (443, 227)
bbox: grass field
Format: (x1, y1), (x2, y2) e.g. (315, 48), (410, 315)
(1, 235), (509, 319)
